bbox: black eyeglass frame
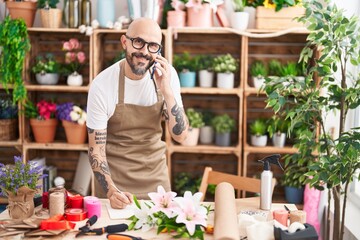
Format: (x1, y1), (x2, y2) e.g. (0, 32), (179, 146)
(125, 35), (162, 54)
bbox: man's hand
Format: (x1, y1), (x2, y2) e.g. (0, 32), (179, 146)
(107, 189), (133, 209)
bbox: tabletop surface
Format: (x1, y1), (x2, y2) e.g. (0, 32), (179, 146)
(0, 197), (297, 240)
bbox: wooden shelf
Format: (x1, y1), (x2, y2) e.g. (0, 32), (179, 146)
(244, 144), (298, 154)
(169, 144), (241, 156)
(25, 84), (90, 92)
(23, 142), (88, 151)
(181, 87), (241, 95)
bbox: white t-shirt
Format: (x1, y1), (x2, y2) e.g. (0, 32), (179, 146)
(86, 61), (183, 130)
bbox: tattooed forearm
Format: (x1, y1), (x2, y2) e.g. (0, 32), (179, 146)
(87, 127), (94, 134)
(88, 147), (100, 169)
(163, 109), (169, 120)
(171, 103), (186, 135)
(95, 132), (106, 144)
(100, 161), (111, 175)
(94, 172), (109, 193)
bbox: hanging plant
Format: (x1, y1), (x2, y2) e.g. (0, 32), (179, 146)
(0, 16), (30, 104)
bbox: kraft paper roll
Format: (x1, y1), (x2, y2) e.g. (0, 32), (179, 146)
(290, 210), (307, 224)
(214, 182), (239, 240)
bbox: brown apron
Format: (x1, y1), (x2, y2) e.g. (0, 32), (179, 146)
(94, 60), (170, 199)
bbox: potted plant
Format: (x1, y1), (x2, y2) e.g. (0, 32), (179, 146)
(0, 16), (30, 104)
(0, 98), (18, 141)
(181, 108), (204, 146)
(268, 59), (282, 77)
(24, 99), (58, 143)
(0, 155), (45, 219)
(173, 52), (197, 87)
(62, 38), (87, 86)
(250, 60), (267, 89)
(199, 110), (215, 144)
(5, 0), (37, 27)
(267, 115), (289, 148)
(57, 102), (87, 144)
(230, 0), (250, 30)
(197, 54), (214, 88)
(211, 113), (236, 146)
(31, 53), (61, 85)
(212, 54), (238, 89)
(185, 0), (215, 28)
(166, 0), (186, 28)
(37, 0), (62, 28)
(249, 118), (268, 147)
(263, 0), (360, 239)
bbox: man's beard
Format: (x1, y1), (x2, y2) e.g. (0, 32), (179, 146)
(126, 51), (155, 76)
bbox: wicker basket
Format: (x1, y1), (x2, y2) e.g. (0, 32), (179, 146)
(0, 119), (18, 141)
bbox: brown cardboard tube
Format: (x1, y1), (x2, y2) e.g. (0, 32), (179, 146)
(214, 182), (239, 240)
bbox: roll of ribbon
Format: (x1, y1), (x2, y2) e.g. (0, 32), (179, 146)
(273, 209), (289, 227)
(42, 192), (49, 209)
(68, 195), (84, 208)
(65, 208), (88, 221)
(84, 196), (102, 218)
(49, 192), (65, 217)
(290, 210), (307, 224)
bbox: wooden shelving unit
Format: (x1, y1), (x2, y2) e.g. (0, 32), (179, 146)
(0, 27), (309, 200)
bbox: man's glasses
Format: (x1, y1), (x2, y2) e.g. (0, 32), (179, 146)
(125, 35), (162, 54)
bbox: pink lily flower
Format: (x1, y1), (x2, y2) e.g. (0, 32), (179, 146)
(148, 186), (178, 218)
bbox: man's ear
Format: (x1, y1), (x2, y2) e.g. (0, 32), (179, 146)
(120, 35), (127, 49)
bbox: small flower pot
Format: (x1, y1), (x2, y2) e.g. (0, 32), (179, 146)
(179, 71), (196, 87)
(217, 72), (235, 89)
(36, 73), (60, 85)
(67, 72), (83, 86)
(250, 134), (268, 147)
(215, 132), (231, 146)
(62, 120), (87, 144)
(199, 70), (214, 88)
(30, 118), (58, 143)
(200, 126), (214, 144)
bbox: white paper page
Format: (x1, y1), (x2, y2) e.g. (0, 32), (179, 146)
(106, 202), (136, 219)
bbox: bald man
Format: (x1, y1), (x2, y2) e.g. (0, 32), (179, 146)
(86, 18), (189, 209)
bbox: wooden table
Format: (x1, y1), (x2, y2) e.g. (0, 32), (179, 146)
(0, 197), (296, 239)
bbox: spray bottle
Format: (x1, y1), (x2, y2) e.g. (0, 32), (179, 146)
(258, 154), (283, 210)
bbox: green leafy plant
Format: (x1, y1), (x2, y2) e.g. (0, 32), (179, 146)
(37, 0), (60, 9)
(267, 115), (290, 137)
(31, 53), (61, 74)
(263, 1), (360, 239)
(0, 16), (30, 103)
(212, 54), (238, 73)
(197, 54), (213, 71)
(173, 52), (197, 72)
(24, 99), (57, 120)
(0, 99), (18, 119)
(211, 114), (236, 134)
(279, 61), (298, 77)
(202, 110), (214, 126)
(186, 108), (204, 129)
(250, 60), (267, 77)
(249, 118), (268, 136)
(232, 0), (247, 12)
(174, 172), (202, 196)
(268, 59), (282, 76)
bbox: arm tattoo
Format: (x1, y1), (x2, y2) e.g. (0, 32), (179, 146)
(87, 127), (94, 134)
(171, 103), (186, 135)
(163, 109), (169, 120)
(95, 131), (107, 145)
(94, 172), (109, 193)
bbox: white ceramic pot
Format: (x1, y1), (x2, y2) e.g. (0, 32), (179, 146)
(200, 126), (214, 144)
(36, 73), (59, 85)
(272, 133), (286, 148)
(181, 128), (200, 146)
(250, 135), (268, 147)
(199, 70), (214, 88)
(67, 72), (83, 86)
(217, 72), (234, 89)
(230, 11), (250, 31)
(252, 76), (265, 89)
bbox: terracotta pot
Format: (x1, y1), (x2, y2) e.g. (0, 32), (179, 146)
(6, 1), (37, 28)
(7, 186), (36, 220)
(62, 120), (87, 144)
(167, 10), (186, 28)
(30, 118), (58, 143)
(187, 4), (213, 27)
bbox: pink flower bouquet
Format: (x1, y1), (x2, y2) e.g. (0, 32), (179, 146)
(62, 38), (86, 75)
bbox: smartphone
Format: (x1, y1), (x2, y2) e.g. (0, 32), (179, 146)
(151, 50), (161, 78)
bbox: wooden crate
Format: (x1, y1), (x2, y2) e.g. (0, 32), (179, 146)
(256, 6), (305, 30)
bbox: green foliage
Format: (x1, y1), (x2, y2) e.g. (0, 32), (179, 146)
(279, 62), (298, 77)
(267, 115), (290, 137)
(202, 110), (214, 126)
(211, 114), (236, 134)
(37, 0), (60, 9)
(196, 55), (213, 71)
(186, 108), (204, 128)
(0, 98), (18, 119)
(212, 54), (238, 73)
(263, 1), (360, 238)
(232, 0), (247, 12)
(174, 172), (201, 196)
(173, 52), (197, 72)
(250, 60), (267, 77)
(0, 16), (30, 104)
(23, 100), (38, 119)
(268, 59), (282, 76)
(249, 118), (268, 136)
(31, 53), (60, 74)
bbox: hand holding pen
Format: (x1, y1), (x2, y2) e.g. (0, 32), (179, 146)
(108, 183), (133, 209)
